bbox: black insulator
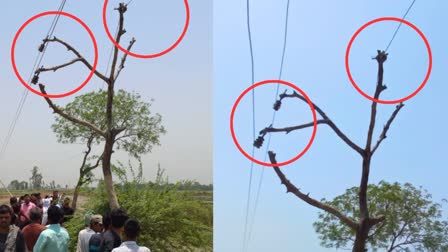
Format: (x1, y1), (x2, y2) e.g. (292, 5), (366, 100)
(253, 135), (265, 149)
(31, 74), (39, 85)
(273, 100), (282, 111)
(38, 43), (45, 52)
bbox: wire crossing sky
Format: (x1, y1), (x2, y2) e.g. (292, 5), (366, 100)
(215, 0), (447, 251)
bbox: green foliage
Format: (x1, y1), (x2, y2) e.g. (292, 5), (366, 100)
(7, 180), (28, 190)
(64, 211), (87, 252)
(313, 181), (448, 251)
(51, 89), (166, 159)
(65, 165), (213, 252)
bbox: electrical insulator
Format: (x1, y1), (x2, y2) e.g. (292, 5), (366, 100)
(31, 74), (39, 85)
(38, 43), (45, 52)
(273, 100), (282, 111)
(253, 136), (265, 149)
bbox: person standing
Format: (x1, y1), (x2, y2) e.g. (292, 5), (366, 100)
(21, 208), (46, 252)
(33, 206), (69, 252)
(89, 213), (110, 252)
(61, 198), (74, 223)
(0, 205), (26, 252)
(76, 215), (103, 252)
(111, 218), (150, 252)
(99, 209), (128, 252)
(19, 195), (36, 228)
(40, 196), (51, 226)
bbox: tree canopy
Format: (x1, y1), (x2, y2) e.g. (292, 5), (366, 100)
(51, 89), (166, 159)
(313, 181), (448, 252)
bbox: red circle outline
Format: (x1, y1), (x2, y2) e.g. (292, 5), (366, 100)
(102, 0), (190, 59)
(345, 17), (432, 104)
(230, 80), (318, 167)
(11, 11), (98, 99)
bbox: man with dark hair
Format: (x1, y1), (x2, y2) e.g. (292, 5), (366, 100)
(9, 197), (17, 207)
(111, 218), (150, 252)
(99, 209), (128, 252)
(33, 205), (69, 252)
(21, 207), (46, 252)
(19, 195), (35, 228)
(0, 204), (26, 252)
(10, 204), (20, 227)
(61, 197), (74, 223)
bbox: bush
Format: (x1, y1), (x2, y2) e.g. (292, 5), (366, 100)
(65, 180), (212, 252)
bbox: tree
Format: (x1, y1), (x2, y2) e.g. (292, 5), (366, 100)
(49, 180), (56, 190)
(36, 3), (164, 209)
(8, 180), (20, 190)
(313, 181), (448, 251)
(51, 89), (164, 210)
(260, 51), (405, 251)
(29, 166), (43, 190)
(18, 181), (28, 190)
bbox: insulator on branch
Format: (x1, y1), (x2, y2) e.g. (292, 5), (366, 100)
(31, 74), (39, 85)
(253, 135), (265, 149)
(273, 100), (282, 111)
(38, 43), (45, 52)
(38, 37), (49, 52)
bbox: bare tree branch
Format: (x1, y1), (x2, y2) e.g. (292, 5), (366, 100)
(388, 222), (409, 251)
(260, 120), (327, 135)
(115, 37), (136, 81)
(268, 151), (358, 230)
(36, 58), (82, 73)
(372, 103), (405, 154)
(86, 153), (103, 172)
(109, 3), (127, 83)
(279, 92), (364, 155)
(359, 50), (388, 223)
(365, 50), (389, 152)
(44, 37), (110, 84)
(115, 132), (136, 142)
(39, 84), (106, 138)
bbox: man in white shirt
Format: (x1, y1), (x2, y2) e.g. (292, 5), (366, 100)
(111, 218), (150, 252)
(76, 215), (103, 252)
(41, 196), (52, 226)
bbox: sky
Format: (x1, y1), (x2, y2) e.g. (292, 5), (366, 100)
(214, 0), (448, 251)
(0, 0), (212, 187)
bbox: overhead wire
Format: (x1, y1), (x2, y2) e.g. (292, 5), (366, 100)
(246, 0), (291, 248)
(384, 0), (417, 52)
(242, 0), (256, 251)
(0, 0), (68, 196)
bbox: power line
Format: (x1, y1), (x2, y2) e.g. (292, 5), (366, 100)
(385, 0), (417, 52)
(0, 0), (68, 196)
(242, 0), (256, 250)
(0, 0), (67, 161)
(246, 0), (291, 247)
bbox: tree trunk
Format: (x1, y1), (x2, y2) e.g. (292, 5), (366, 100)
(102, 135), (119, 210)
(353, 219), (369, 252)
(71, 182), (81, 210)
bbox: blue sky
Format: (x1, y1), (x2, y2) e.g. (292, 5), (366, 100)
(214, 0), (448, 251)
(0, 0), (212, 186)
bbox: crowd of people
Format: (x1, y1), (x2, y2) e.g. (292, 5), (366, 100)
(0, 191), (150, 252)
